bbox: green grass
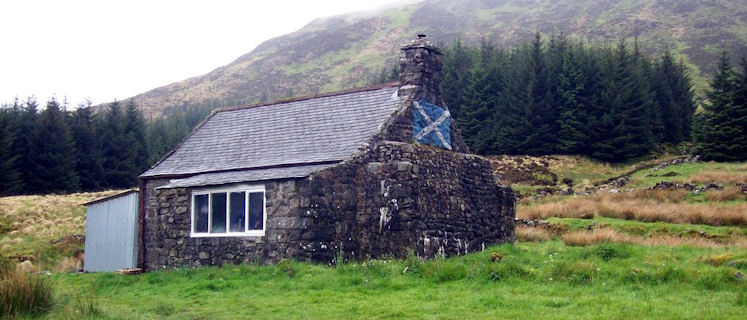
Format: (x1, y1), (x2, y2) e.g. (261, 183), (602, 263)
(45, 242), (746, 319)
(547, 217), (747, 238)
(629, 161), (747, 189)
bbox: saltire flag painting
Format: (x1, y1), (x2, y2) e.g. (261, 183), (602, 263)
(413, 100), (452, 150)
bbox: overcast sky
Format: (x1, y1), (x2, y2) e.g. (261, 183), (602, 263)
(0, 0), (410, 107)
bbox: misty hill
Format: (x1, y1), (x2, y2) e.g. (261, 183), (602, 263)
(131, 0), (747, 116)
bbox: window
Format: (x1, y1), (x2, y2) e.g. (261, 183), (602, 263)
(190, 185), (266, 237)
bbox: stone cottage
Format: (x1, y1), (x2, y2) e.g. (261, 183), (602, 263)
(138, 35), (515, 270)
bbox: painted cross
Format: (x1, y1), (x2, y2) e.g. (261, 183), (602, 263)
(413, 100), (452, 150)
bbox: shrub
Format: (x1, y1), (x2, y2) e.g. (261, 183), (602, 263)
(0, 265), (54, 317)
(70, 292), (102, 319)
(362, 260), (395, 278)
(700, 253), (734, 266)
(276, 258), (295, 278)
(695, 268), (736, 290)
(402, 251), (422, 276)
(516, 226), (553, 242)
(422, 261), (467, 283)
(550, 261), (598, 285)
(485, 259), (532, 281)
(588, 243), (632, 261)
(656, 266), (689, 284)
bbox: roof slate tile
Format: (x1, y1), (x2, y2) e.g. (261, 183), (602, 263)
(141, 85), (402, 178)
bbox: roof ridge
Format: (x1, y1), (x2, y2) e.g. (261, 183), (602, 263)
(214, 81), (400, 114)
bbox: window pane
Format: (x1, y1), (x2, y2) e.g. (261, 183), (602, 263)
(249, 192), (264, 230)
(229, 192), (246, 232)
(211, 193), (227, 233)
(194, 194), (209, 233)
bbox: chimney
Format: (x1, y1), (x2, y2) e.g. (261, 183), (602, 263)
(398, 34), (444, 105)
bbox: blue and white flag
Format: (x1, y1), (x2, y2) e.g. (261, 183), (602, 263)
(413, 100), (452, 150)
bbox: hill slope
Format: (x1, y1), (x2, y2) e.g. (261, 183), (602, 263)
(131, 0), (747, 116)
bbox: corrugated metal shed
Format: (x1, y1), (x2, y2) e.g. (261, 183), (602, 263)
(83, 190), (139, 272)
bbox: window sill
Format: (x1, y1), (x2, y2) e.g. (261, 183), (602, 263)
(190, 232), (265, 238)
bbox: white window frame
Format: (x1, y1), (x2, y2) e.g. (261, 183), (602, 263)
(190, 184), (266, 237)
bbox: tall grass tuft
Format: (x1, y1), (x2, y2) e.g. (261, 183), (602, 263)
(561, 229), (747, 248)
(705, 187), (746, 202)
(0, 265), (54, 317)
(515, 226), (554, 242)
(519, 193), (747, 226)
(681, 171), (747, 184)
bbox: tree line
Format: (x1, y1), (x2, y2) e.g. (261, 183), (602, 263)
(2, 35), (746, 195)
(0, 99), (210, 195)
(439, 34), (698, 161)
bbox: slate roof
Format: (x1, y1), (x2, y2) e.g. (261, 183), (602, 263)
(141, 83), (402, 179)
(156, 164), (336, 189)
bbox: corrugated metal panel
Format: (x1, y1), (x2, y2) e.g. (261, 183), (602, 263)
(84, 191), (139, 272)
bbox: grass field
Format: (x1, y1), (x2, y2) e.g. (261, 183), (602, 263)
(1, 157), (745, 319)
(42, 242), (747, 319)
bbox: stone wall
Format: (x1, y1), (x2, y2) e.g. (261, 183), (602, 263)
(142, 140), (514, 269)
(142, 179), (319, 270)
(296, 141), (514, 262)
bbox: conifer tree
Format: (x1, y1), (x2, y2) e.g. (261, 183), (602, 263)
(673, 60), (697, 141)
(522, 32), (556, 155)
(8, 98), (39, 193)
(652, 48), (678, 142)
(492, 47), (532, 155)
(590, 41), (653, 161)
(442, 39), (474, 119)
(26, 98), (79, 193)
(100, 101), (137, 188)
(625, 40), (656, 153)
(0, 109), (21, 195)
(458, 60), (495, 153)
(124, 100), (150, 175)
(695, 52), (747, 161)
(146, 117), (169, 165)
(554, 43), (588, 154)
(70, 103), (104, 191)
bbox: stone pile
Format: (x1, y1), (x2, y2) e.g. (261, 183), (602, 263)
(650, 155), (700, 172)
(648, 181), (727, 194)
(693, 183), (724, 194)
(648, 181), (697, 191)
(514, 218), (551, 228)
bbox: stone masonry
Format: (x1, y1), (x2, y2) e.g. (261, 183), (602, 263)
(143, 141), (514, 269)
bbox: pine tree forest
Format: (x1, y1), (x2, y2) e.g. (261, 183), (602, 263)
(0, 99), (212, 196)
(441, 34), (699, 161)
(2, 35), (745, 196)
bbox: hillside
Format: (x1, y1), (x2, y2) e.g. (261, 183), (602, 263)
(129, 0), (747, 116)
